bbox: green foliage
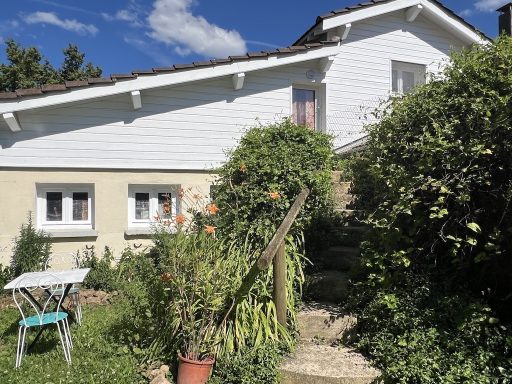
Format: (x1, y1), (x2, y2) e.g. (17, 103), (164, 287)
(59, 44), (102, 81)
(0, 39), (102, 92)
(156, 230), (242, 360)
(77, 246), (117, 292)
(209, 342), (283, 384)
(351, 275), (512, 384)
(10, 215), (51, 278)
(0, 302), (145, 383)
(346, 36), (512, 383)
(213, 119), (334, 245)
(0, 264), (11, 290)
(357, 36), (512, 294)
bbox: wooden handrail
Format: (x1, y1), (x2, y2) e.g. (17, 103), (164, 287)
(220, 188), (310, 327)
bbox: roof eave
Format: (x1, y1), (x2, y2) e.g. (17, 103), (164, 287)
(0, 43), (339, 114)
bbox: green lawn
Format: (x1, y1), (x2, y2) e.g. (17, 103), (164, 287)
(0, 301), (147, 384)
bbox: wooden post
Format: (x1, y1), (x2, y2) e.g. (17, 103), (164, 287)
(273, 242), (287, 327)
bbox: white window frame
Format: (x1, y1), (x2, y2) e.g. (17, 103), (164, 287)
(36, 184), (94, 230)
(291, 84), (325, 132)
(128, 184), (179, 228)
(391, 60), (427, 94)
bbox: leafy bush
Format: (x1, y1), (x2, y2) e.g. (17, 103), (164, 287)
(347, 36), (512, 382)
(10, 214), (51, 277)
(212, 119), (334, 245)
(77, 246), (117, 292)
(0, 264), (12, 289)
(209, 342), (283, 384)
(358, 36), (512, 296)
(351, 275), (512, 384)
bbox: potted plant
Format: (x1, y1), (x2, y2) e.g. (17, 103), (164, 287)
(156, 211), (237, 384)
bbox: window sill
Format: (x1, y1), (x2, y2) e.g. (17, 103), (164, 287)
(124, 228), (153, 236)
(46, 229), (98, 238)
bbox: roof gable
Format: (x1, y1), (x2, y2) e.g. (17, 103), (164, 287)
(295, 0), (488, 46)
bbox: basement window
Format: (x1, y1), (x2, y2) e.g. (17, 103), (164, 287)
(37, 184), (94, 230)
(391, 61), (426, 94)
(128, 185), (179, 228)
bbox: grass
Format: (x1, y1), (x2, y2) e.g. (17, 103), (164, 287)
(0, 300), (147, 384)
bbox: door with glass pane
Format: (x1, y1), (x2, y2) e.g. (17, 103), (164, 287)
(292, 88), (317, 130)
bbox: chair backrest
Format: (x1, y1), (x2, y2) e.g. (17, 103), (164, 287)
(13, 274), (66, 326)
(44, 252), (80, 271)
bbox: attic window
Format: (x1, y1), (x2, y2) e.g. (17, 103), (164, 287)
(391, 61), (426, 93)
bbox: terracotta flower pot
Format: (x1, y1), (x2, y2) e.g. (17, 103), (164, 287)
(177, 353), (215, 384)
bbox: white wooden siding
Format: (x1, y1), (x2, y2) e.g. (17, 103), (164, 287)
(326, 12), (463, 149)
(0, 10), (466, 169)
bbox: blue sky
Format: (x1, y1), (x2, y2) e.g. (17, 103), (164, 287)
(0, 0), (508, 76)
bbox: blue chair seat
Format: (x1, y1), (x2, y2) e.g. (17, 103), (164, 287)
(19, 312), (68, 327)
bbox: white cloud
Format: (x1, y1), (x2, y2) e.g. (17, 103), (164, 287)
(24, 11), (98, 35)
(459, 9), (474, 17)
(475, 0), (509, 12)
(147, 0), (246, 58)
(102, 1), (145, 28)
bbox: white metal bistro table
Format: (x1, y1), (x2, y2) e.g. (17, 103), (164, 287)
(4, 268), (90, 351)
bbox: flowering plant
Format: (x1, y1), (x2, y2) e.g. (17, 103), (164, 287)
(152, 188), (238, 361)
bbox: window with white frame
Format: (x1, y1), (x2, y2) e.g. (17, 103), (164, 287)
(391, 61), (426, 94)
(292, 87), (318, 130)
(37, 184), (94, 230)
(128, 185), (179, 228)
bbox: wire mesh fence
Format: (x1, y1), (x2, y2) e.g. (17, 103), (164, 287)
(327, 96), (386, 150)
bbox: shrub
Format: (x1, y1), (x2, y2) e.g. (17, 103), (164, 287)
(10, 214), (52, 277)
(209, 342), (283, 384)
(0, 264), (11, 289)
(212, 119), (334, 245)
(346, 36), (512, 382)
(357, 36), (512, 297)
(78, 246), (117, 292)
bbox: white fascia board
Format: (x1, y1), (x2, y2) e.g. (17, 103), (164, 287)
(322, 0), (421, 30)
(0, 46), (339, 114)
(322, 0), (484, 45)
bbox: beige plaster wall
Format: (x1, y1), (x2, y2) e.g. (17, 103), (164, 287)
(0, 169), (215, 265)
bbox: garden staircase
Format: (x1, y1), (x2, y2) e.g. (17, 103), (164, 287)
(279, 172), (381, 384)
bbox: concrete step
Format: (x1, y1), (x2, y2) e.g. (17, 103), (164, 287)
(298, 303), (357, 342)
(330, 226), (368, 247)
(280, 342), (381, 384)
(318, 246), (360, 271)
(305, 271), (351, 303)
(332, 183), (353, 198)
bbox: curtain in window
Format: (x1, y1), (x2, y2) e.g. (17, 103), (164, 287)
(72, 192), (89, 221)
(46, 192), (62, 221)
(292, 89), (316, 129)
(135, 193), (150, 220)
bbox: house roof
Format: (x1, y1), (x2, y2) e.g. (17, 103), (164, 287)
(0, 41), (337, 102)
(294, 0), (489, 45)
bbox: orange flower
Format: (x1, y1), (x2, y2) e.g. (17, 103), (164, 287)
(206, 203), (220, 215)
(239, 164), (247, 172)
(175, 214), (186, 225)
(269, 191), (281, 200)
(160, 272), (173, 282)
(204, 225), (216, 234)
(178, 188), (185, 198)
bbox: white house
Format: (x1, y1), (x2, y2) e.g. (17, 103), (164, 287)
(0, 0), (487, 262)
